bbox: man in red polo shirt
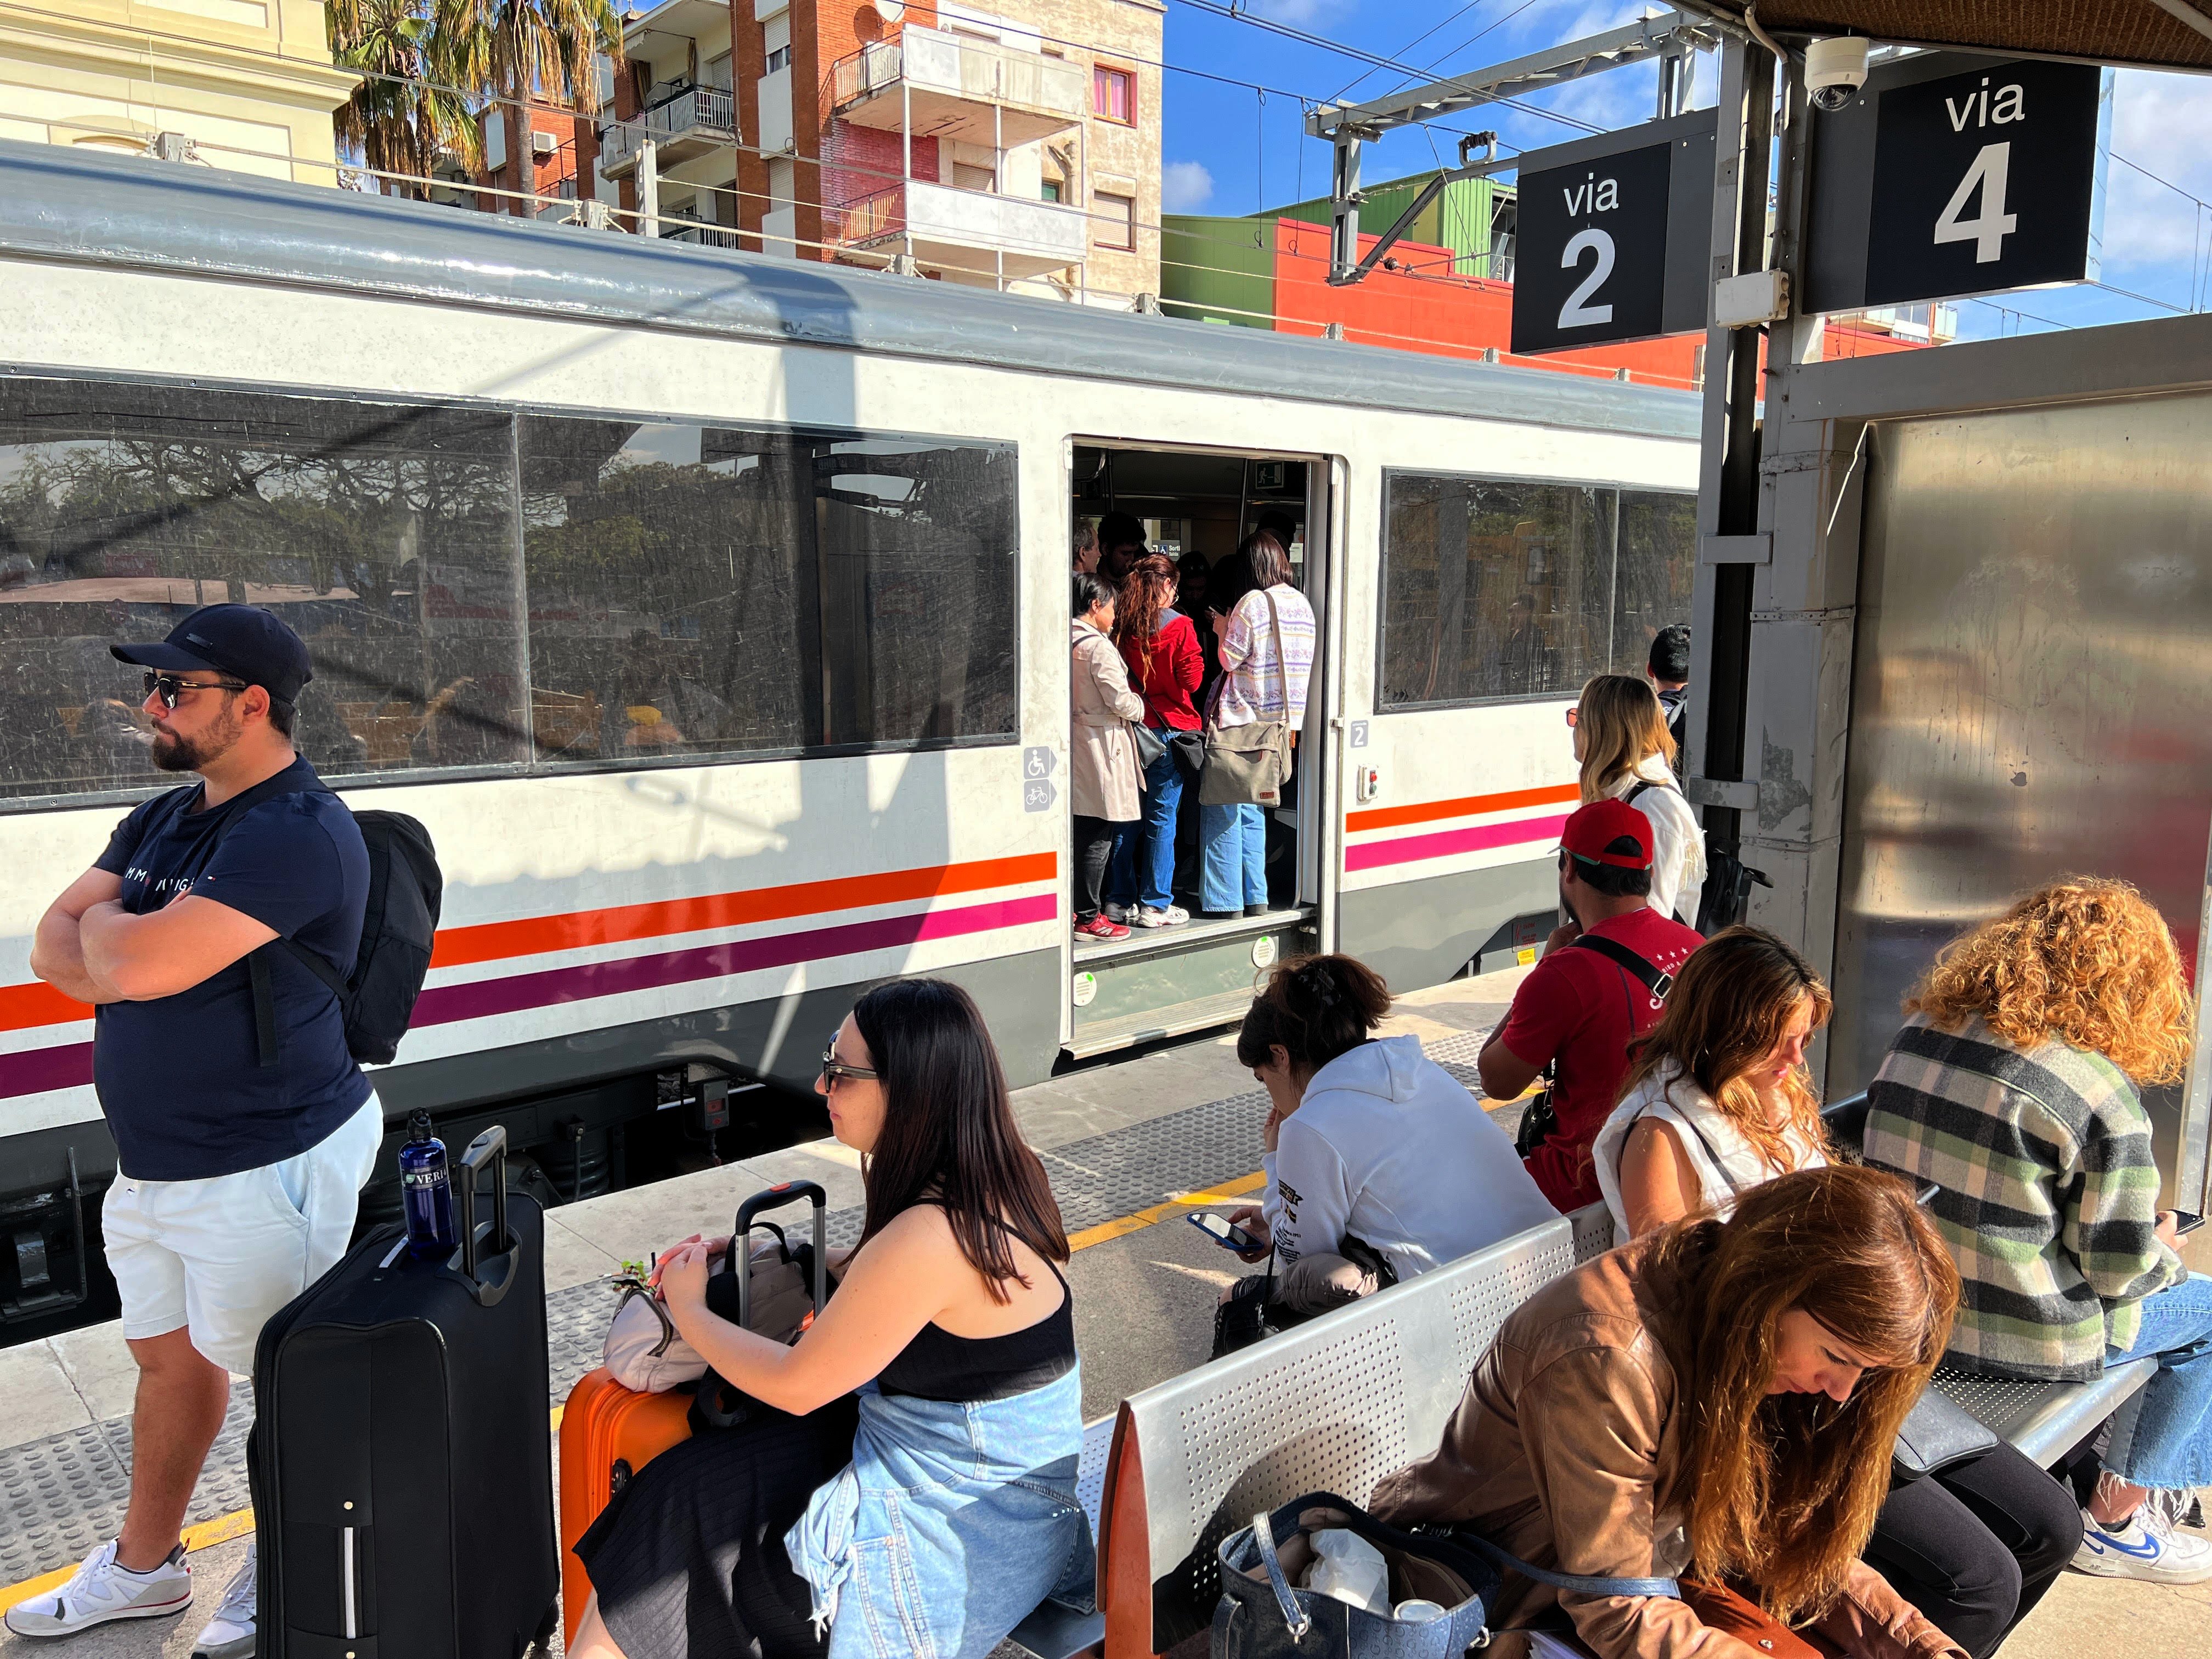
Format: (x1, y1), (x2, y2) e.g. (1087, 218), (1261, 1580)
(1479, 798), (1704, 1212)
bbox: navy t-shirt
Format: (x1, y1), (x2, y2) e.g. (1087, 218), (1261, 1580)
(93, 757), (373, 1182)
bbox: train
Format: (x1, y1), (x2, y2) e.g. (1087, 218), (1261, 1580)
(0, 137), (1699, 1337)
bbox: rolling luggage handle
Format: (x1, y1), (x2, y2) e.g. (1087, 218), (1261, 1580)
(450, 1125), (520, 1307)
(693, 1180), (830, 1430)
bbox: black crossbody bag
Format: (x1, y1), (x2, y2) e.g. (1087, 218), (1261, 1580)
(1513, 933), (1675, 1159)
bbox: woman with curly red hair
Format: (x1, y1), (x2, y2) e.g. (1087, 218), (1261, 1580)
(1865, 877), (2211, 1586)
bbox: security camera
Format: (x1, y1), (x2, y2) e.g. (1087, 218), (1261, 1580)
(1805, 36), (1870, 112)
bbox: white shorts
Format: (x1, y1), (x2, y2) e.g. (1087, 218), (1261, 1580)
(102, 1095), (383, 1375)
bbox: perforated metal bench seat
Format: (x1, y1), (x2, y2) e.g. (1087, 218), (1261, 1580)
(1003, 1415), (1115, 1659)
(1929, 1358), (2158, 1470)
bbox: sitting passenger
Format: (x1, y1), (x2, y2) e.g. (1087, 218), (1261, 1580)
(1593, 928), (2083, 1659)
(569, 978), (1088, 1659)
(1478, 798), (1703, 1211)
(1212, 954), (1556, 1356)
(1865, 878), (2212, 1585)
(1370, 1165), (1971, 1658)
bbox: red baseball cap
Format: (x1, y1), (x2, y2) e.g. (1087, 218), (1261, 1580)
(1560, 798), (1654, 870)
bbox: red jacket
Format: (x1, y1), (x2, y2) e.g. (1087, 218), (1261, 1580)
(1118, 611), (1203, 732)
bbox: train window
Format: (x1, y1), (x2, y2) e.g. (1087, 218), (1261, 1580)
(521, 417), (1017, 757)
(1376, 473), (1614, 709)
(0, 377), (526, 800)
(1376, 472), (1697, 710)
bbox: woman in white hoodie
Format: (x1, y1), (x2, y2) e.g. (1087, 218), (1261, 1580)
(1212, 953), (1558, 1355)
(1570, 673), (1705, 929)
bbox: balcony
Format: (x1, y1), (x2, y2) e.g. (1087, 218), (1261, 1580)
(662, 219), (742, 250)
(599, 84), (736, 179)
(831, 26), (1084, 148)
(828, 180), (1087, 285)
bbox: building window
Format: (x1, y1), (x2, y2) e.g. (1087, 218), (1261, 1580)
(1093, 65), (1133, 123)
(1095, 191), (1134, 251)
(1041, 179), (1062, 202)
(765, 44), (791, 73)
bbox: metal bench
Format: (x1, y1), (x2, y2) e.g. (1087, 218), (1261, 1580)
(1093, 1216), (1579, 1659)
(1005, 1415), (1116, 1659)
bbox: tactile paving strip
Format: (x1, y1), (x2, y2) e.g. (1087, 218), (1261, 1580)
(0, 1036), (1480, 1588)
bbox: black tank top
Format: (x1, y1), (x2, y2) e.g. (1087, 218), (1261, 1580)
(877, 1247), (1076, 1404)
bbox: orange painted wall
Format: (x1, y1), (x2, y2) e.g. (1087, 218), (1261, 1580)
(1271, 219), (1705, 390)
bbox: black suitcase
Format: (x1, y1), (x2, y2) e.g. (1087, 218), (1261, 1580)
(251, 1126), (558, 1658)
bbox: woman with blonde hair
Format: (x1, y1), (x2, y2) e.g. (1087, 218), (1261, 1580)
(1866, 878), (2212, 1586)
(1594, 928), (2083, 1658)
(1372, 1165), (1970, 1657)
(1570, 673), (1705, 928)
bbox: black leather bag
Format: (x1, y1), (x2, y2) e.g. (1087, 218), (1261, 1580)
(1131, 720), (1167, 771)
(1891, 1384), (1999, 1482)
(1511, 933), (1676, 1159)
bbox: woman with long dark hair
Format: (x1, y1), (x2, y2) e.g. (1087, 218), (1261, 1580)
(1104, 552), (1201, 928)
(1592, 929), (2084, 1659)
(1372, 1165), (1972, 1657)
(569, 979), (1088, 1659)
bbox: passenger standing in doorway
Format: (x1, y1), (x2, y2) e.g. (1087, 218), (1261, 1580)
(1647, 623), (1691, 768)
(1072, 520), (1099, 577)
(1069, 574), (1144, 943)
(1479, 799), (1702, 1213)
(1571, 674), (1706, 929)
(1105, 555), (1200, 930)
(1094, 511), (1148, 589)
(1199, 532), (1314, 919)
(14, 607), (379, 1658)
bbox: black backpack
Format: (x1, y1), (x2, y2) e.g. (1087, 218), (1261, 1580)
(1624, 778), (1770, 936)
(227, 803), (442, 1068)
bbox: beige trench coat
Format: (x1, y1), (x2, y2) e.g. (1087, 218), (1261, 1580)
(1071, 618), (1145, 821)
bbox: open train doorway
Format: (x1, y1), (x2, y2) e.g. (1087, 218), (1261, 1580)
(1064, 443), (1334, 1058)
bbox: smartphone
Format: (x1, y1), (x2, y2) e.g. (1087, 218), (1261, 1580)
(1188, 1211), (1259, 1252)
(2175, 1211), (2206, 1236)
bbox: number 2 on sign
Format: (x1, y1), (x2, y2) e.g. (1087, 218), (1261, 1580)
(1934, 141), (2018, 264)
(1558, 227), (1616, 329)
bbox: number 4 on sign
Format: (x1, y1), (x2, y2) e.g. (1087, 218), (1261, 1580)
(1934, 142), (2018, 264)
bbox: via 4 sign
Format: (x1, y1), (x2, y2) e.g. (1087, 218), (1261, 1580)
(1509, 111), (1714, 357)
(1806, 54), (2107, 314)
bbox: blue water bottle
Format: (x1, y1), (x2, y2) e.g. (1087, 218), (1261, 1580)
(398, 1110), (458, 1259)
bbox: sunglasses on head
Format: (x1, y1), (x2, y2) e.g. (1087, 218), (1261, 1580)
(142, 670), (249, 710)
(821, 1034), (880, 1088)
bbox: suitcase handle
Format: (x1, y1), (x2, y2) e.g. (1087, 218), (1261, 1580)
(732, 1181), (829, 1330)
(452, 1126), (519, 1307)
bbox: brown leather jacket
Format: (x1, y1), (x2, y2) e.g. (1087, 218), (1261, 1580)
(1368, 1234), (1966, 1659)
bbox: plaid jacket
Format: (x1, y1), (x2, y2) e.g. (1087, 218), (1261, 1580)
(1864, 1012), (2185, 1381)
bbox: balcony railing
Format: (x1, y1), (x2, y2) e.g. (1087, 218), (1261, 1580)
(663, 220), (743, 250)
(826, 179), (1088, 284)
(599, 85), (736, 178)
(831, 27), (1084, 146)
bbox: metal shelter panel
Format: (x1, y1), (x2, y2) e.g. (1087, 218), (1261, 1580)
(1120, 1217), (1575, 1643)
(1831, 394), (2212, 1210)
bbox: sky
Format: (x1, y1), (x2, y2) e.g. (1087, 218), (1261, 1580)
(1153, 0), (2212, 342)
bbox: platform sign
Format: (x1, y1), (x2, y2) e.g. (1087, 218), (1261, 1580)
(1509, 110), (1716, 357)
(1805, 53), (2109, 314)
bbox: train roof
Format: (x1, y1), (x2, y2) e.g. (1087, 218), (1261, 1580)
(0, 138), (1701, 442)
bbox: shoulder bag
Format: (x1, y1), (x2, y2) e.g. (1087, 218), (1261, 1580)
(1213, 1491), (1678, 1659)
(1200, 589), (1294, 808)
(1513, 933), (1676, 1160)
(1131, 720), (1167, 770)
(1625, 777), (1774, 936)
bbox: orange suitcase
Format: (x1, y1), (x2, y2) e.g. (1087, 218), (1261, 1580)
(558, 1368), (694, 1646)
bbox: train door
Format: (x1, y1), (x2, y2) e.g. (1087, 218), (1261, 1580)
(1062, 444), (1334, 1058)
(1832, 395), (2212, 1215)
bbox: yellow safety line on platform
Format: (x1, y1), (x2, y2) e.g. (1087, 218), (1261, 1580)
(0, 1171), (1265, 1613)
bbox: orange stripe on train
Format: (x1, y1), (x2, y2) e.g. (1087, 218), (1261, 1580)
(1345, 782), (1578, 834)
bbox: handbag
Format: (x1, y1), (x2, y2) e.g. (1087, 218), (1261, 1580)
(1212, 1491), (1678, 1659)
(599, 1220), (827, 1394)
(1891, 1384), (1999, 1482)
(1200, 590), (1294, 808)
(1167, 726), (1207, 778)
(1132, 720), (1167, 770)
(1511, 933), (1677, 1159)
(1679, 1581), (1842, 1657)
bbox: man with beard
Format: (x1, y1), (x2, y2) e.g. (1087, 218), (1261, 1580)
(18, 606), (376, 1658)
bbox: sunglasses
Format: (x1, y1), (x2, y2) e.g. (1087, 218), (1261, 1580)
(1565, 707), (1579, 729)
(143, 670), (248, 710)
(821, 1035), (880, 1088)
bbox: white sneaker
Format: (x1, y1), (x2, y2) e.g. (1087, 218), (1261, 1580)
(1135, 905), (1189, 928)
(2073, 1504), (2212, 1583)
(3, 1538), (192, 1637)
(189, 1541), (256, 1659)
(1103, 902), (1135, 925)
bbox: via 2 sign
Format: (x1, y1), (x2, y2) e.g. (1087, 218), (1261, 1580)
(1509, 112), (1714, 358)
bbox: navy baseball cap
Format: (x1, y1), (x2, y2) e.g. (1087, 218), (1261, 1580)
(110, 604), (313, 707)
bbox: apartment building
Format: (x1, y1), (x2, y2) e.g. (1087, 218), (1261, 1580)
(0, 0), (357, 184)
(592, 0), (1163, 303)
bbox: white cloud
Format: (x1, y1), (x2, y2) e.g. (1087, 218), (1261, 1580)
(1163, 160), (1216, 212)
(2100, 69), (2212, 279)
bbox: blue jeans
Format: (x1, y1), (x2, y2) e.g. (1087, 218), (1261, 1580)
(1200, 800), (1267, 913)
(2103, 1271), (2212, 1491)
(1107, 744), (1184, 911)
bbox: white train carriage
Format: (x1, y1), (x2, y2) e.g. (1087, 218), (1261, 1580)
(0, 139), (1696, 1325)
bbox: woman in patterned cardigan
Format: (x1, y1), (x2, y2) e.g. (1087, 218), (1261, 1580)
(1864, 878), (2211, 1585)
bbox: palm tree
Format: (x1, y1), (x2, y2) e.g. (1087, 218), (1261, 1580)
(437, 0), (626, 123)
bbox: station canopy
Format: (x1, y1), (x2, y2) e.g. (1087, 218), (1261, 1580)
(1678, 1), (2212, 71)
